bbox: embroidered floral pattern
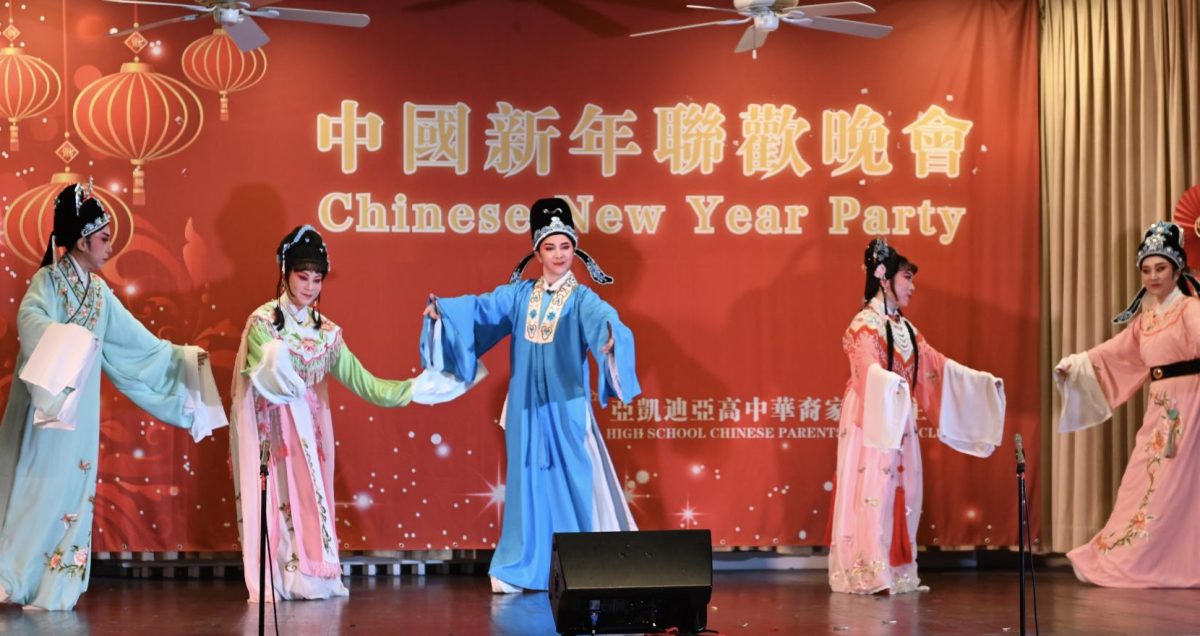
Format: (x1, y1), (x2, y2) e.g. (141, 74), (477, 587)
(1140, 296), (1190, 335)
(890, 571), (922, 594)
(524, 275), (577, 344)
(49, 259), (105, 331)
(253, 405), (290, 474)
(308, 392), (329, 466)
(250, 302), (344, 386)
(297, 438), (334, 552)
(843, 306), (922, 386)
(1094, 391), (1182, 554)
(843, 556), (884, 591)
(279, 502), (296, 534)
(46, 545), (89, 579)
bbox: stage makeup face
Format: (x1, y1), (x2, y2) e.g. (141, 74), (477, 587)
(887, 268), (916, 309)
(1139, 255), (1179, 304)
(287, 269), (324, 308)
(536, 235), (575, 284)
(74, 227), (113, 272)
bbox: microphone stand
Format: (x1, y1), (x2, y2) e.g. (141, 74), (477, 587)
(1016, 436), (1028, 636)
(259, 444), (270, 636)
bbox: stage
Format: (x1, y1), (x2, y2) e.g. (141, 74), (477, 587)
(1, 568), (1193, 635)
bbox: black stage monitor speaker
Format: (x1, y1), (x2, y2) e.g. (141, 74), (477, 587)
(549, 529), (712, 635)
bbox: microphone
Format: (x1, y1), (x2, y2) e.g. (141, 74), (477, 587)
(1014, 433), (1026, 470)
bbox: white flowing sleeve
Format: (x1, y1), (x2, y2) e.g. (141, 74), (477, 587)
(411, 318), (488, 405)
(1054, 352), (1113, 433)
(862, 363), (912, 450)
(181, 346), (229, 442)
(937, 359), (1006, 457)
(18, 322), (101, 431)
(249, 339), (307, 404)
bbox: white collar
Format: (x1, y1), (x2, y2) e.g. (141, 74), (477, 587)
(868, 294), (900, 318)
(543, 271), (576, 292)
(1147, 287), (1182, 315)
(279, 294), (311, 322)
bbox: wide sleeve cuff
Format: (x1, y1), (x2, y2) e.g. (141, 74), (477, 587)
(605, 352), (625, 404)
(862, 363), (912, 450)
(248, 339), (307, 405)
(18, 322), (101, 431)
(1054, 352), (1113, 433)
(414, 317), (490, 405)
(411, 363), (489, 405)
(590, 318), (639, 405)
(937, 360), (1006, 457)
(420, 300), (481, 384)
(182, 346), (229, 442)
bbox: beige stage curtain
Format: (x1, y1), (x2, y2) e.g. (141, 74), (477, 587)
(1040, 0), (1200, 553)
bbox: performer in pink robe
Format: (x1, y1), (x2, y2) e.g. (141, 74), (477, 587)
(228, 226), (461, 602)
(1055, 221), (1200, 588)
(828, 238), (1007, 594)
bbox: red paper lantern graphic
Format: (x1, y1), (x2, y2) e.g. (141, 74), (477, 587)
(0, 25), (62, 151)
(181, 28), (267, 121)
(72, 61), (204, 205)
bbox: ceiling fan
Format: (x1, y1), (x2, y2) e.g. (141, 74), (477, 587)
(105, 0), (371, 52)
(405, 0), (642, 38)
(630, 1), (892, 58)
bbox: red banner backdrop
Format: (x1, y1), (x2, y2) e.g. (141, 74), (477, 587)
(0, 0), (1040, 553)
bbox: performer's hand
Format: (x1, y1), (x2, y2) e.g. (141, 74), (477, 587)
(198, 350), (209, 365)
(1053, 363), (1068, 380)
(423, 294), (441, 320)
(600, 325), (614, 355)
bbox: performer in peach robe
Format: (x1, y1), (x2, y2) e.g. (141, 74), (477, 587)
(828, 238), (1007, 594)
(1056, 221), (1200, 588)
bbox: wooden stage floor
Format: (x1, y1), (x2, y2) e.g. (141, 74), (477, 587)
(1, 569), (1194, 635)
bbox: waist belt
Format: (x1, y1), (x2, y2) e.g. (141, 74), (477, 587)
(1150, 359), (1200, 381)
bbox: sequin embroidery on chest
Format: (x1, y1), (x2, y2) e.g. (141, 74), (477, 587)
(524, 277), (577, 344)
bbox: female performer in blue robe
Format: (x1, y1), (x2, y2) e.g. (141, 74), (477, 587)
(421, 197), (640, 593)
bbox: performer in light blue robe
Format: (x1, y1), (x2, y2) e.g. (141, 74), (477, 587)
(421, 197), (640, 592)
(0, 182), (225, 611)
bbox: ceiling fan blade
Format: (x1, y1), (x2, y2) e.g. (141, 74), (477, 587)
(246, 0), (289, 7)
(800, 15), (892, 38)
(254, 7), (371, 28)
(783, 2), (876, 18)
(404, 0), (474, 11)
(533, 0), (627, 38)
(102, 0), (209, 11)
(225, 15), (271, 51)
(108, 13), (202, 38)
(598, 0), (683, 7)
(686, 4), (743, 13)
(734, 24), (769, 52)
(631, 17), (750, 38)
